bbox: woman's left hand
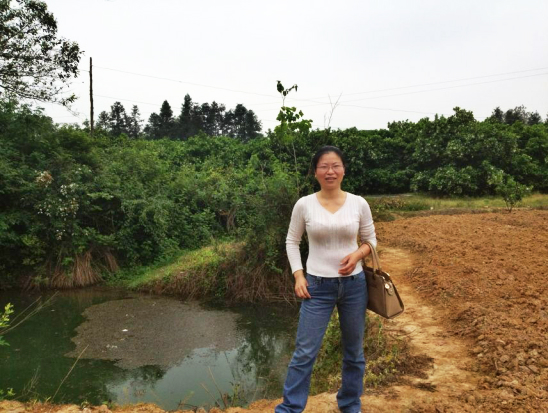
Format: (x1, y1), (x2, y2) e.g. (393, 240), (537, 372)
(338, 251), (362, 276)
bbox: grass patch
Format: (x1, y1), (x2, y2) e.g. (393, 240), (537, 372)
(109, 242), (243, 299)
(310, 311), (415, 394)
(366, 193), (548, 221)
(106, 238), (297, 303)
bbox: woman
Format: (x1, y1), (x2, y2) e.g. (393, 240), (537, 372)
(275, 146), (376, 413)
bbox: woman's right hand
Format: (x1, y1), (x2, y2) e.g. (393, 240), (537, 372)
(294, 271), (311, 299)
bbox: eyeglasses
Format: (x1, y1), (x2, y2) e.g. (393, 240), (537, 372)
(316, 165), (344, 173)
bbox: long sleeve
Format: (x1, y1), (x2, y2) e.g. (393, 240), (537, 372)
(286, 199), (306, 274)
(359, 198), (377, 249)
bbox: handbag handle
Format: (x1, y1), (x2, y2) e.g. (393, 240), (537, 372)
(362, 241), (383, 273)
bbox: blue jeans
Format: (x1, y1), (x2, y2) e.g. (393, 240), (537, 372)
(275, 271), (368, 413)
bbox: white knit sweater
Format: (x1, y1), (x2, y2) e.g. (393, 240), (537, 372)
(286, 192), (377, 278)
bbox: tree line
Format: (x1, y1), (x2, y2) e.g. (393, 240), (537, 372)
(1, 100), (547, 291)
(95, 95), (262, 142)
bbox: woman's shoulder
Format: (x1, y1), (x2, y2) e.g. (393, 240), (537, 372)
(345, 193), (373, 213)
(346, 192), (368, 205)
(295, 193), (316, 207)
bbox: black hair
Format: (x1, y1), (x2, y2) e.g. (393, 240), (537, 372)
(311, 146), (346, 171)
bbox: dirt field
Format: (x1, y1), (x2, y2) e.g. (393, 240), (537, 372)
(375, 209), (548, 412)
(2, 210), (547, 412)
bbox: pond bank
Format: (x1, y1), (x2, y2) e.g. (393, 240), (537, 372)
(111, 242), (295, 304)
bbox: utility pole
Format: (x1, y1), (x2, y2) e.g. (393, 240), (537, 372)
(90, 57), (94, 136)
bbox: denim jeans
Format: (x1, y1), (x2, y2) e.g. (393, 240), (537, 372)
(275, 271), (368, 413)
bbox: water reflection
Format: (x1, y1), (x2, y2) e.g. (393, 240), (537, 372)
(0, 289), (298, 409)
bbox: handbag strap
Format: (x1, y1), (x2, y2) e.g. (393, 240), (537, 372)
(362, 241), (383, 272)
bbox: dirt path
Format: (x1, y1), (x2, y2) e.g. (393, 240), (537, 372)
(357, 247), (480, 412)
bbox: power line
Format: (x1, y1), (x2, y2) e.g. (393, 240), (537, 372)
(292, 66), (548, 103)
(336, 104), (451, 117)
(249, 67), (548, 108)
(75, 64), (548, 125)
(254, 71), (548, 112)
(93, 94), (268, 120)
(93, 93), (447, 119)
(83, 64), (548, 105)
(94, 94), (161, 107)
(338, 71), (548, 104)
(80, 63), (548, 119)
(91, 66), (278, 99)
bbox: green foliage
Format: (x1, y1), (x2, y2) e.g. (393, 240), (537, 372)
(0, 302), (14, 400)
(139, 96), (261, 141)
(274, 82), (313, 139)
(0, 0), (82, 105)
(0, 387), (15, 401)
(238, 157), (301, 274)
(0, 303), (13, 346)
(96, 102), (143, 138)
(493, 175), (532, 212)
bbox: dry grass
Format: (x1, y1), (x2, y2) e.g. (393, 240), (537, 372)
(25, 248), (118, 289)
(224, 260), (296, 304)
(128, 242), (297, 304)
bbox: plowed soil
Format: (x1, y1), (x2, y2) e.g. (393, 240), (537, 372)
(2, 210), (547, 412)
(375, 209), (548, 412)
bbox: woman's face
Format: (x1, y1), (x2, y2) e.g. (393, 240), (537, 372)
(315, 152), (345, 190)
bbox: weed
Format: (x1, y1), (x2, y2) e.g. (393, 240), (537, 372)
(310, 311), (409, 394)
(0, 388), (15, 401)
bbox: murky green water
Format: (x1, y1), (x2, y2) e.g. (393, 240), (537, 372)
(0, 288), (298, 410)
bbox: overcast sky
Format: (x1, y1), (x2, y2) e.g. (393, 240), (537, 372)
(40, 0), (548, 131)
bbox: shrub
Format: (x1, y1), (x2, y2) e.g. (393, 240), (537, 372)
(495, 176), (532, 212)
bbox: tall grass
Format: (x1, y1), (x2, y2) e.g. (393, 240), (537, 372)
(310, 311), (410, 394)
(114, 242), (296, 303)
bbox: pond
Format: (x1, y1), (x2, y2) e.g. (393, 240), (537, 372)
(0, 288), (299, 410)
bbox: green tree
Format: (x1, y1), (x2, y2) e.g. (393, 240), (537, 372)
(504, 105), (528, 125)
(487, 107), (504, 123)
(177, 94), (197, 139)
(145, 100), (175, 139)
(107, 101), (129, 136)
(223, 104), (262, 142)
(209, 101), (225, 136)
(0, 303), (14, 400)
(527, 111), (542, 125)
(0, 0), (82, 105)
(95, 110), (110, 132)
(127, 105), (143, 138)
(494, 175), (531, 212)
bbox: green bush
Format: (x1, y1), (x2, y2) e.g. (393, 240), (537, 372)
(495, 176), (532, 212)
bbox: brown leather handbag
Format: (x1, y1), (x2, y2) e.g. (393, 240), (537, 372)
(362, 241), (404, 319)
